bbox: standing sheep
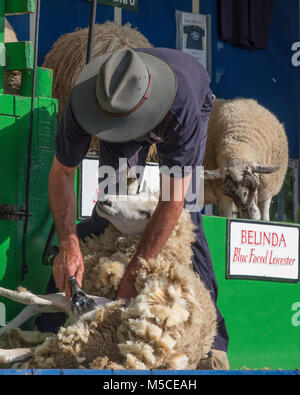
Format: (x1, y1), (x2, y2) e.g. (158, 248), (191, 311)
(0, 194), (217, 370)
(203, 98), (289, 220)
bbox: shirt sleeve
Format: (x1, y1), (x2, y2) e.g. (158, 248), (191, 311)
(55, 99), (91, 167)
(157, 90), (213, 178)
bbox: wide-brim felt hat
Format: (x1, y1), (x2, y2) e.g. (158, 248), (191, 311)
(70, 49), (178, 143)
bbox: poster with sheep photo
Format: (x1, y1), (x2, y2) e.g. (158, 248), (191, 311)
(176, 11), (211, 73)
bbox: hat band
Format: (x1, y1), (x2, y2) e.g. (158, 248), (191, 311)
(101, 74), (152, 118)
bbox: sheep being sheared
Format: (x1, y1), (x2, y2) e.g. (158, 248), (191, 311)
(203, 98), (289, 220)
(0, 193), (217, 370)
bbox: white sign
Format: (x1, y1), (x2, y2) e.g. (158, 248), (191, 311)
(227, 220), (299, 282)
(176, 11), (209, 70)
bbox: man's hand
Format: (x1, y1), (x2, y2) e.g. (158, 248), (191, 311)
(116, 259), (141, 300)
(52, 243), (84, 299)
(116, 173), (192, 301)
(48, 157), (83, 299)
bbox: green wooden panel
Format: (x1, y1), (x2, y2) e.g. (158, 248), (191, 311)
(0, 93), (16, 115)
(21, 67), (53, 98)
(0, 93), (57, 329)
(36, 97), (57, 150)
(0, 1), (4, 38)
(4, 41), (33, 71)
(5, 0), (35, 14)
(0, 5), (4, 43)
(85, 0), (138, 11)
(203, 215), (300, 370)
(0, 68), (3, 93)
(0, 1), (4, 17)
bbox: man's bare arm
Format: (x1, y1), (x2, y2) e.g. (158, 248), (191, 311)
(48, 157), (84, 298)
(117, 173), (192, 299)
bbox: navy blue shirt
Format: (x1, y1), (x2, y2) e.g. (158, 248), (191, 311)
(219, 0), (273, 49)
(55, 48), (213, 211)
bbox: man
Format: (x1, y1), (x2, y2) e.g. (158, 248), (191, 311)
(39, 48), (229, 369)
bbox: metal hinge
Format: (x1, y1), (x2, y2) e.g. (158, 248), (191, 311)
(0, 205), (33, 221)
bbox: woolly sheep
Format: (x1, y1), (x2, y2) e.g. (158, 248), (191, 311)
(0, 194), (217, 370)
(203, 98), (289, 220)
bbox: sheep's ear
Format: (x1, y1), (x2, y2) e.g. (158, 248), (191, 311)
(203, 169), (223, 180)
(252, 164), (280, 174)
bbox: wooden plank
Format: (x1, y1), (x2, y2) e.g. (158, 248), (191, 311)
(4, 41), (33, 70)
(21, 67), (53, 98)
(0, 93), (16, 116)
(0, 69), (3, 94)
(5, 0), (35, 15)
(0, 2), (5, 43)
(15, 94), (31, 116)
(0, 1), (5, 17)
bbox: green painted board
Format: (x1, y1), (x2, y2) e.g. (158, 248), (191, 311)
(0, 1), (4, 43)
(0, 1), (4, 17)
(0, 92), (15, 115)
(5, 0), (35, 14)
(0, 17), (4, 44)
(4, 41), (33, 71)
(85, 0), (138, 11)
(203, 215), (300, 370)
(0, 93), (58, 331)
(0, 68), (3, 93)
(21, 67), (53, 98)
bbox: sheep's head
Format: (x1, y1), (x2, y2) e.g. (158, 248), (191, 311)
(96, 193), (157, 236)
(204, 159), (279, 220)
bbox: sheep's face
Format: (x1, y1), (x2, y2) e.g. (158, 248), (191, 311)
(222, 160), (261, 220)
(204, 159), (279, 220)
(96, 193), (157, 235)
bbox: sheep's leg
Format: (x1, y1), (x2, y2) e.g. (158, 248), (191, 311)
(217, 195), (234, 218)
(259, 198), (272, 221)
(0, 305), (62, 336)
(0, 287), (56, 307)
(0, 347), (34, 365)
(0, 287), (71, 312)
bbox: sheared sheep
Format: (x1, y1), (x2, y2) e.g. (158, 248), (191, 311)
(0, 193), (217, 370)
(203, 98), (288, 220)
